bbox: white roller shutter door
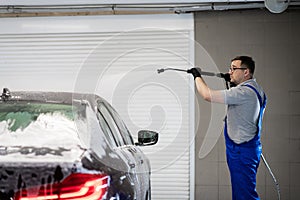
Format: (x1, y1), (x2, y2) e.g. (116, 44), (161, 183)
(0, 14), (195, 200)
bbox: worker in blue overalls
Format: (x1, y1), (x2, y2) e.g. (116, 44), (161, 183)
(188, 56), (266, 200)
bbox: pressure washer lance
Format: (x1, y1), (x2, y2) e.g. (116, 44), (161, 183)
(157, 67), (231, 88)
(157, 67), (225, 78)
(158, 67), (281, 200)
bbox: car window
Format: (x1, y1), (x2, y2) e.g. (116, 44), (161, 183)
(0, 102), (81, 148)
(97, 102), (125, 147)
(97, 101), (134, 146)
(103, 102), (134, 145)
(96, 108), (118, 148)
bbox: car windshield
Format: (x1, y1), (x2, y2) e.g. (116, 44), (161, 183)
(0, 102), (81, 148)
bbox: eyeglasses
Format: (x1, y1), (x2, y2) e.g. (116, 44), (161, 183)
(229, 67), (247, 72)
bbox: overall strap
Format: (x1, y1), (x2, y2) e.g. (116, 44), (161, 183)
(224, 84), (267, 146)
(243, 84), (267, 133)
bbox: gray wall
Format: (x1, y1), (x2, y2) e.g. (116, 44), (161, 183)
(194, 9), (300, 200)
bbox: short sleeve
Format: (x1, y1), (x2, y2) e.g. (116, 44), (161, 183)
(224, 86), (254, 105)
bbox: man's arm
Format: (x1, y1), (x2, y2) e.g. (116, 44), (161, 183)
(195, 77), (225, 103)
(188, 68), (225, 103)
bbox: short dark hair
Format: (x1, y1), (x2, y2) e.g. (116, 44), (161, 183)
(231, 56), (255, 75)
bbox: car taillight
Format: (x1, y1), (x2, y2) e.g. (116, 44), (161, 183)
(15, 173), (109, 200)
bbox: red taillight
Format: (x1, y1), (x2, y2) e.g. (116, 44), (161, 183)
(15, 173), (109, 200)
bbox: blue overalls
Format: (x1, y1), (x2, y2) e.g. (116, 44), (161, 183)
(224, 84), (267, 200)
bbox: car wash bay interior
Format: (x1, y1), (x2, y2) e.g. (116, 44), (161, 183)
(1, 7), (300, 200)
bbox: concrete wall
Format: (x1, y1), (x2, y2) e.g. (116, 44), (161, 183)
(194, 9), (300, 200)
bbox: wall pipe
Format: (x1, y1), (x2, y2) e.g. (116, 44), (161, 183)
(0, 1), (299, 16)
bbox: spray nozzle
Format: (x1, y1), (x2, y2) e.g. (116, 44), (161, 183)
(157, 68), (165, 74)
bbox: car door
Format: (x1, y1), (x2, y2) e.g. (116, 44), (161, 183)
(96, 100), (145, 199)
(102, 102), (150, 198)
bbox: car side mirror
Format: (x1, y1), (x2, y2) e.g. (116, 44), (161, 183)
(135, 130), (158, 146)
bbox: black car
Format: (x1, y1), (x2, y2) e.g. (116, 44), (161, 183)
(0, 88), (158, 200)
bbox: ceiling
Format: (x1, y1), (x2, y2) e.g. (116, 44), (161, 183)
(0, 0), (299, 17)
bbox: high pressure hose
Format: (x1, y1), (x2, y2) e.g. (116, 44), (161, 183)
(157, 67), (281, 200)
(261, 153), (281, 200)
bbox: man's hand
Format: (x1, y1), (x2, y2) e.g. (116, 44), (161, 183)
(187, 67), (202, 79)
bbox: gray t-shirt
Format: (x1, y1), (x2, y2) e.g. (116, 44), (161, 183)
(223, 79), (265, 144)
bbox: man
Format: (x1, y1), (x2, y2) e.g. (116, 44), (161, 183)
(188, 56), (266, 200)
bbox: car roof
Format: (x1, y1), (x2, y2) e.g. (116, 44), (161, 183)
(0, 90), (104, 106)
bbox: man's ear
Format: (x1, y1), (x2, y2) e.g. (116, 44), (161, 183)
(244, 68), (250, 77)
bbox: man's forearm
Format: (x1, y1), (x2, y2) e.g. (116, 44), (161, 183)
(194, 77), (225, 103)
